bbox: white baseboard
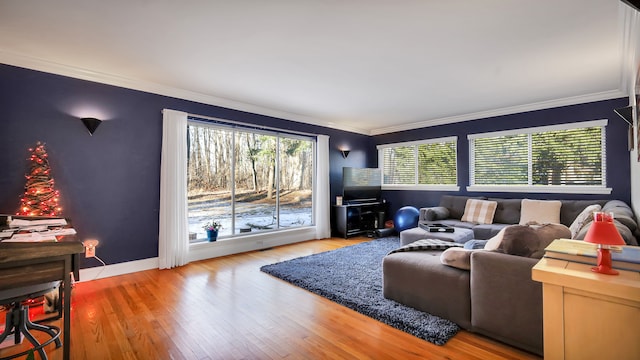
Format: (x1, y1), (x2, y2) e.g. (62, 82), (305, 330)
(78, 257), (159, 282)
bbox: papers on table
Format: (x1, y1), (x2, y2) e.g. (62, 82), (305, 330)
(3, 233), (58, 242)
(1, 217), (75, 242)
(8, 218), (67, 228)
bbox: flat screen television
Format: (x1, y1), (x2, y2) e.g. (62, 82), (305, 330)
(342, 167), (382, 204)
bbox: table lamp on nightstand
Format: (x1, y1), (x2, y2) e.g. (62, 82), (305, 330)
(583, 211), (626, 275)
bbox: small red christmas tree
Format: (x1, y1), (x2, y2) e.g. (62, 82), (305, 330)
(17, 142), (62, 216)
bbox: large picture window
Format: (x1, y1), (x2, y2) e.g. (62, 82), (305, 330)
(187, 120), (315, 241)
(377, 137), (458, 190)
(468, 120), (610, 194)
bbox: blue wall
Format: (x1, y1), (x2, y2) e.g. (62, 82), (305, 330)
(1, 64), (632, 267)
(373, 98), (632, 216)
(0, 64), (372, 267)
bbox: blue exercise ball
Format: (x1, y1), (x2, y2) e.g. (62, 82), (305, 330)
(394, 206), (419, 232)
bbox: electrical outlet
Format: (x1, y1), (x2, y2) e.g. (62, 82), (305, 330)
(84, 239), (99, 258)
(86, 245), (95, 258)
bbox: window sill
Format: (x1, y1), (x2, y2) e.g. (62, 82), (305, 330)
(466, 185), (612, 195)
(382, 185), (460, 191)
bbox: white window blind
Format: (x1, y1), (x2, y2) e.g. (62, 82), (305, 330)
(378, 137), (458, 189)
(468, 120), (609, 194)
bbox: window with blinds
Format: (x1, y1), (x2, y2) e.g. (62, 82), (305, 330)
(468, 120), (608, 193)
(378, 137), (458, 189)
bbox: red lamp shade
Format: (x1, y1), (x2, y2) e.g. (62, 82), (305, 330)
(583, 212), (625, 275)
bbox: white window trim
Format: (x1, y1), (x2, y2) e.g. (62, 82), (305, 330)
(377, 136), (458, 149)
(466, 185), (612, 195)
(467, 119), (609, 194)
(467, 120), (608, 140)
(382, 184), (461, 191)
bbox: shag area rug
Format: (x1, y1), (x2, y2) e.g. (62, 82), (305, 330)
(260, 237), (460, 345)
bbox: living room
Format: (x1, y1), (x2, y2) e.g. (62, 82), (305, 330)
(1, 1), (639, 359)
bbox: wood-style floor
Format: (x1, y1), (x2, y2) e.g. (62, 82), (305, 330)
(1, 237), (541, 359)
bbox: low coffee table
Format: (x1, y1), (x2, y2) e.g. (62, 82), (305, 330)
(399, 225), (474, 246)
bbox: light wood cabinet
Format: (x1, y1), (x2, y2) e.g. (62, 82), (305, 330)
(532, 258), (640, 360)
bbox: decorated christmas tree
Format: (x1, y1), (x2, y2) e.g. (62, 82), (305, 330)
(17, 142), (62, 216)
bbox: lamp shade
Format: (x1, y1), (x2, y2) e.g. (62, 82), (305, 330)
(81, 117), (102, 135)
(583, 212), (625, 246)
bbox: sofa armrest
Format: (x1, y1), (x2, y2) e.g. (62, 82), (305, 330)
(419, 206), (450, 222)
(470, 251), (543, 356)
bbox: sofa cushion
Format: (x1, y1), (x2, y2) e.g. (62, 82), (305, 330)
(460, 199), (498, 224)
(498, 223), (571, 258)
(519, 199), (562, 225)
(383, 251), (472, 329)
(489, 198), (522, 224)
(568, 204), (601, 239)
(440, 195), (485, 220)
(440, 247), (474, 270)
(603, 200), (638, 233)
(559, 200), (607, 226)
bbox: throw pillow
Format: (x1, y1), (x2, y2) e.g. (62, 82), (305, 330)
(460, 199), (498, 224)
(440, 247), (475, 270)
(519, 199), (562, 225)
(484, 227), (507, 251)
(568, 204), (601, 239)
(421, 206), (450, 221)
(498, 223), (571, 258)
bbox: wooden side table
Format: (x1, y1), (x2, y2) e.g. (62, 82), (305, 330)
(532, 257), (640, 360)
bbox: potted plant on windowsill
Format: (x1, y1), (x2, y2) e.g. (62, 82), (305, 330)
(203, 221), (222, 242)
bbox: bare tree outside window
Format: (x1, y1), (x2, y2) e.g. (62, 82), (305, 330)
(187, 122), (314, 241)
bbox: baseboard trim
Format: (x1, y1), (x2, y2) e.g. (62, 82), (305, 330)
(79, 257), (159, 282)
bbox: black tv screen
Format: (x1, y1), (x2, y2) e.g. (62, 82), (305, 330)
(342, 167), (382, 203)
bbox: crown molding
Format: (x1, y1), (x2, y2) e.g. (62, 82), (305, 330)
(368, 89), (627, 136)
(0, 50), (371, 136)
(0, 49), (629, 137)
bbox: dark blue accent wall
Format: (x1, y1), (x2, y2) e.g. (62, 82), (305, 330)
(1, 64), (632, 267)
(373, 98), (632, 217)
(0, 64), (371, 267)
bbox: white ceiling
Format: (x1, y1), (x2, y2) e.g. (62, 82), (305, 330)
(0, 0), (634, 135)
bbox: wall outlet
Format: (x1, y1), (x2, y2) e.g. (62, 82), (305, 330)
(84, 239), (99, 258)
(86, 245), (95, 258)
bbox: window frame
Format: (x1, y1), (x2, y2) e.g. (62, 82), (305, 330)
(467, 120), (611, 194)
(187, 119), (317, 241)
(377, 136), (460, 191)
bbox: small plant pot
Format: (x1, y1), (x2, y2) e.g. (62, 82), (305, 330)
(206, 229), (218, 242)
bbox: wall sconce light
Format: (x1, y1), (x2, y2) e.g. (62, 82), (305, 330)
(340, 150), (350, 159)
(81, 117), (102, 136)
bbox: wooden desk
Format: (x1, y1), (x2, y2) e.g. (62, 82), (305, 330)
(532, 257), (640, 360)
(0, 239), (84, 360)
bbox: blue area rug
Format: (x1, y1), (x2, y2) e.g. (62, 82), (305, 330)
(260, 237), (460, 345)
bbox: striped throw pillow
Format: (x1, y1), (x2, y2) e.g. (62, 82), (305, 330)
(461, 199), (498, 224)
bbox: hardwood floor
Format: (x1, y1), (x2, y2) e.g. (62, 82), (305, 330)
(1, 237), (541, 359)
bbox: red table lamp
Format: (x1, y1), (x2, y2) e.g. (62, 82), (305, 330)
(583, 212), (626, 275)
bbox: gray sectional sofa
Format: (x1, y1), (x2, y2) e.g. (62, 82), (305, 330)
(382, 195), (639, 355)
